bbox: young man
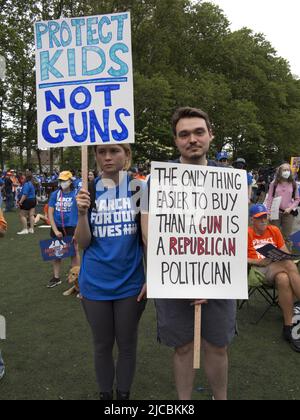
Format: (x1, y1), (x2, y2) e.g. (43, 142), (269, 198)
(248, 204), (300, 352)
(0, 208), (7, 379)
(142, 107), (237, 400)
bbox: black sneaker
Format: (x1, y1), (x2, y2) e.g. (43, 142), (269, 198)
(283, 325), (300, 352)
(116, 390), (130, 400)
(99, 391), (113, 400)
(294, 301), (300, 316)
(47, 277), (62, 289)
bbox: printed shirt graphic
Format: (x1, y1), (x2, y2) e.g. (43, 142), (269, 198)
(79, 175), (146, 301)
(248, 225), (285, 260)
(48, 189), (78, 227)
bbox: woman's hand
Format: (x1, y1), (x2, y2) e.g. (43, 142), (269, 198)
(76, 189), (91, 216)
(137, 283), (147, 302)
(284, 208), (292, 215)
(55, 230), (63, 239)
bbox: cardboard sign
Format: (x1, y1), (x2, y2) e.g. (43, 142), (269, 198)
(257, 244), (300, 261)
(147, 162), (249, 300)
(35, 13), (134, 149)
(40, 236), (76, 261)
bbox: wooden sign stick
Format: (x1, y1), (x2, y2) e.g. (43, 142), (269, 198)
(81, 146), (88, 191)
(193, 304), (202, 369)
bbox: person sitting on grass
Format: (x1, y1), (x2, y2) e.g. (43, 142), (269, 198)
(0, 208), (7, 380)
(34, 203), (50, 227)
(248, 204), (300, 352)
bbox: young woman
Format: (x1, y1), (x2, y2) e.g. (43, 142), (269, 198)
(48, 171), (80, 288)
(266, 163), (300, 244)
(17, 174), (37, 235)
(75, 144), (147, 400)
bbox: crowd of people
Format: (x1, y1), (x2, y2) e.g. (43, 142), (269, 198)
(1, 107), (300, 400)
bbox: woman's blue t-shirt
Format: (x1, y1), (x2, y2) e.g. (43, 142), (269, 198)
(79, 175), (146, 301)
(20, 182), (36, 200)
(49, 189), (78, 228)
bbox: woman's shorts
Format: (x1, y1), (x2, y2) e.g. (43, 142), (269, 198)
(155, 298), (237, 348)
(20, 199), (36, 211)
(50, 226), (76, 238)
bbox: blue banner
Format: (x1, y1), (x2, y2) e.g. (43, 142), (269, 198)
(40, 236), (76, 261)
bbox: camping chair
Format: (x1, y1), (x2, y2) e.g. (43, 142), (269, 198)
(238, 266), (279, 324)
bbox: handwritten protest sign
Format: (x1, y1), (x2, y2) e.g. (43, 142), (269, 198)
(34, 13), (134, 149)
(147, 162), (249, 300)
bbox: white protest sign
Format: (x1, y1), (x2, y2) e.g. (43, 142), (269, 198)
(35, 13), (134, 149)
(270, 196), (282, 221)
(147, 162), (249, 300)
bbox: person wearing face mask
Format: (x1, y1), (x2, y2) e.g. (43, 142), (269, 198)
(248, 204), (300, 352)
(266, 164), (300, 245)
(47, 171), (80, 289)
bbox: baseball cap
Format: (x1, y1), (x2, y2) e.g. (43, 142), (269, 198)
(216, 151), (228, 161)
(58, 171), (73, 181)
(233, 158), (246, 165)
(249, 204), (268, 219)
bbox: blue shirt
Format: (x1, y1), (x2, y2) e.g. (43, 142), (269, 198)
(49, 189), (78, 228)
(20, 182), (36, 200)
(79, 175), (146, 301)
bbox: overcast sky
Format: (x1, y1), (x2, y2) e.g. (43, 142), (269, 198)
(209, 0), (300, 77)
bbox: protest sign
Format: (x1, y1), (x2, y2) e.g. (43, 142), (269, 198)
(290, 231), (300, 251)
(147, 162), (249, 300)
(34, 13), (134, 149)
(40, 236), (76, 261)
(291, 157), (300, 174)
(257, 243), (300, 261)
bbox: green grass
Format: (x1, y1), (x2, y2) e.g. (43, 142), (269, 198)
(0, 211), (300, 400)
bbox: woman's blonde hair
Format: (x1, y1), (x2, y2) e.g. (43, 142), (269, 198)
(94, 144), (132, 171)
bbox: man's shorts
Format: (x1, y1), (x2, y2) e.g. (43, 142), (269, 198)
(256, 260), (297, 286)
(155, 298), (237, 349)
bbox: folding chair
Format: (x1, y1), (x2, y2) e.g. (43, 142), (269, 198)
(239, 266), (279, 324)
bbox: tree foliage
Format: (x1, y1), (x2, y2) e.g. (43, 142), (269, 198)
(0, 0), (300, 170)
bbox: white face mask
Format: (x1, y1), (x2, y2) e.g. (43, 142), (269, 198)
(60, 180), (71, 190)
(281, 170), (291, 179)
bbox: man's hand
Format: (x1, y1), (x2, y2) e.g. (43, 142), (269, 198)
(76, 189), (91, 216)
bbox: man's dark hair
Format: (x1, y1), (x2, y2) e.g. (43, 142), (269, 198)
(171, 107), (213, 136)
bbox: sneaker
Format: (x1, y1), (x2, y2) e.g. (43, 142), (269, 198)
(283, 325), (300, 352)
(99, 391), (113, 400)
(294, 301), (300, 316)
(47, 278), (62, 289)
(17, 229), (28, 235)
(28, 228), (34, 234)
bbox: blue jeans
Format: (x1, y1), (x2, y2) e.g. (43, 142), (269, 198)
(5, 193), (14, 211)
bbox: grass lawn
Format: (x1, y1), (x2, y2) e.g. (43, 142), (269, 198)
(0, 211), (300, 400)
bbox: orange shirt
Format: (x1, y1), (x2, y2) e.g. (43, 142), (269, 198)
(0, 209), (7, 233)
(248, 225), (285, 260)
